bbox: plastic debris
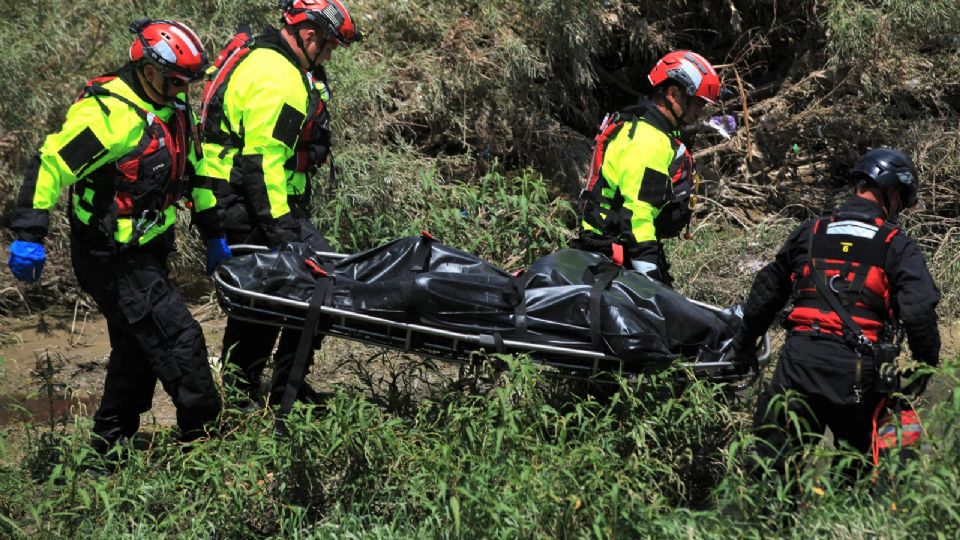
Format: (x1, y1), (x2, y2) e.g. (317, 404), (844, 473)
(704, 115), (737, 139)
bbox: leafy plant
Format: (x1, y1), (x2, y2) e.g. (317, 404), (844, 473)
(315, 160), (576, 269)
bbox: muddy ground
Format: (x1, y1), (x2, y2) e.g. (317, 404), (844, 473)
(1, 299), (957, 451)
(0, 298), (470, 438)
(0, 301), (224, 430)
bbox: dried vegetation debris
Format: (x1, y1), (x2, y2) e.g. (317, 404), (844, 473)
(0, 0), (959, 315)
(357, 0), (960, 237)
(694, 2), (960, 223)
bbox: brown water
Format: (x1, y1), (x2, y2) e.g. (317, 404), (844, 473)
(0, 394), (99, 426)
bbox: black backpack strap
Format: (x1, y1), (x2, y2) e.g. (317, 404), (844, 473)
(410, 232), (434, 272)
(588, 264), (621, 351)
(513, 279), (527, 334)
(275, 264), (335, 433)
(499, 274), (528, 334)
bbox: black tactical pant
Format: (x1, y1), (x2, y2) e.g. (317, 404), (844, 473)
(72, 241), (221, 453)
(220, 217), (330, 405)
(750, 337), (885, 483)
(751, 387), (883, 484)
(220, 320), (323, 404)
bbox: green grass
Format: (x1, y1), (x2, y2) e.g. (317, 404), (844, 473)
(824, 0), (960, 68)
(1, 0), (959, 535)
(2, 0), (959, 310)
(314, 159), (577, 268)
(2, 355), (960, 538)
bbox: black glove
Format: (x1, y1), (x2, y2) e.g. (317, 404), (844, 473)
(731, 331), (760, 374)
(901, 372), (932, 399)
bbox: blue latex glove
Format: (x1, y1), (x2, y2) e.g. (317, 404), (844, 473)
(8, 240), (46, 283)
(205, 238), (232, 275)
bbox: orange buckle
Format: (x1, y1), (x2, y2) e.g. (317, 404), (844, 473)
(611, 243), (624, 267)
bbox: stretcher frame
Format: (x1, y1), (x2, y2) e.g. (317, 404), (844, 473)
(214, 246), (771, 387)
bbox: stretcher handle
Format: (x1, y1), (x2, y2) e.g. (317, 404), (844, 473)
(228, 243), (347, 260)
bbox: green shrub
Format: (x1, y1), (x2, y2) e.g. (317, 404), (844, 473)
(3, 354), (959, 538)
(824, 0), (960, 67)
(314, 158), (577, 268)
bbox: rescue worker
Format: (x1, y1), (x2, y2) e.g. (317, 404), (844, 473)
(5, 19), (230, 454)
(196, 0), (361, 406)
(574, 50), (721, 286)
(732, 148), (941, 482)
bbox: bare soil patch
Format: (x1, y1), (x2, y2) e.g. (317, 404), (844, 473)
(1, 302), (956, 430)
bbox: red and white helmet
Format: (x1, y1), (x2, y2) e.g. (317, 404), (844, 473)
(647, 50), (721, 104)
(129, 19), (208, 82)
(279, 0), (362, 46)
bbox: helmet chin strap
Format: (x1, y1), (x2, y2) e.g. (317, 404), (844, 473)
(666, 93), (686, 129)
(879, 188), (901, 222)
(141, 64), (173, 103)
(293, 26), (323, 72)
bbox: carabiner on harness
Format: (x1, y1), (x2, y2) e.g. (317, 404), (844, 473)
(133, 209), (164, 238)
(828, 274), (844, 294)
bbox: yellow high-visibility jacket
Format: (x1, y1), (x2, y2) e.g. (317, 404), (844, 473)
(581, 97), (694, 278)
(9, 65), (219, 251)
(197, 28), (331, 247)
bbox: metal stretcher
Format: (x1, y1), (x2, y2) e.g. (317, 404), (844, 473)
(213, 245), (771, 388)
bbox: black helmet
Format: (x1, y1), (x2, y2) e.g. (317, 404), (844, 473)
(852, 148), (919, 208)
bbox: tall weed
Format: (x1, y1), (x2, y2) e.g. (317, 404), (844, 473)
(314, 159), (576, 268)
(3, 354), (960, 537)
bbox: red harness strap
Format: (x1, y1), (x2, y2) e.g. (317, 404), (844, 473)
(611, 243), (624, 267)
(787, 215), (898, 342)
